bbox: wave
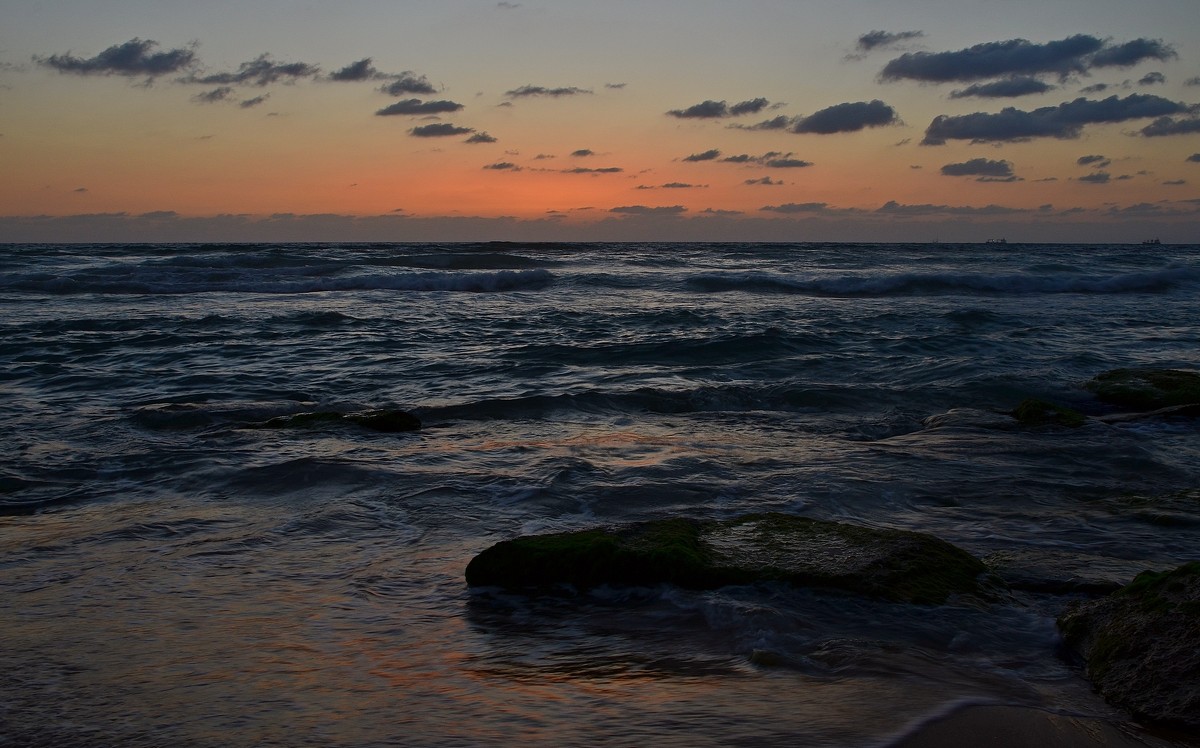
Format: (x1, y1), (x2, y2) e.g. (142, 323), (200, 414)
(686, 265), (1199, 297)
(5, 268), (555, 295)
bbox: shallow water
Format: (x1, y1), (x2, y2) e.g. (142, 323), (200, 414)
(2, 241), (1198, 746)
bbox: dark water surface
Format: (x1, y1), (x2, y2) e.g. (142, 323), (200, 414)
(2, 242), (1198, 746)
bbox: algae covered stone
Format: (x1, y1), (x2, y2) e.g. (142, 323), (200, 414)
(1058, 561), (1200, 732)
(1010, 398), (1086, 428)
(466, 513), (993, 605)
(1085, 368), (1200, 411)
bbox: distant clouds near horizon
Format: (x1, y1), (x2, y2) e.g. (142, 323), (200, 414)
(3, 0), (1200, 242)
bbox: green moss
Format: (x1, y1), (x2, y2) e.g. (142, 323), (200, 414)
(1085, 368), (1200, 410)
(1011, 398), (1086, 428)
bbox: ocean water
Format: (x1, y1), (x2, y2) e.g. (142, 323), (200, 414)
(1, 241), (1198, 747)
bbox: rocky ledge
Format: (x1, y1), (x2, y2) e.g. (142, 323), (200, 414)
(466, 513), (996, 605)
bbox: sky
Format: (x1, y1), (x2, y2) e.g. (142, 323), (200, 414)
(2, 0), (1200, 243)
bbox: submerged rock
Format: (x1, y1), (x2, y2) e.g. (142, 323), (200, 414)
(1058, 561), (1200, 732)
(1085, 368), (1200, 411)
(1010, 398), (1086, 428)
(465, 513), (995, 605)
(258, 409), (421, 433)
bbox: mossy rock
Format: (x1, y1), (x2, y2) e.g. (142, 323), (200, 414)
(259, 409), (421, 433)
(466, 513), (994, 605)
(1085, 368), (1200, 411)
(1011, 398), (1086, 428)
(1058, 561), (1200, 732)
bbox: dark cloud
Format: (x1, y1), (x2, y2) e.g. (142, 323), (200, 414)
(380, 73), (437, 96)
(571, 149), (595, 157)
(240, 94), (268, 108)
(564, 167), (623, 173)
(667, 98), (771, 118)
(483, 162), (520, 170)
(876, 200), (1027, 215)
(1187, 77), (1200, 87)
(188, 54), (319, 86)
(880, 35), (1173, 84)
(682, 149), (721, 162)
(745, 177), (784, 186)
(1162, 179), (1187, 185)
(465, 132), (497, 143)
(922, 94), (1191, 144)
(792, 100), (898, 134)
(764, 158), (813, 168)
(192, 86), (234, 104)
(410, 123), (474, 137)
(1138, 72), (1166, 86)
(949, 77), (1054, 99)
(940, 158), (1014, 177)
(609, 205), (687, 215)
(506, 85), (592, 98)
(637, 182), (704, 189)
(1187, 154), (1200, 163)
(1079, 171), (1111, 184)
(1077, 155), (1111, 168)
(761, 202), (829, 213)
(857, 30), (924, 52)
(728, 114), (792, 131)
(699, 208), (744, 216)
(719, 151), (811, 167)
(1080, 83), (1110, 94)
(376, 98), (464, 116)
(605, 82), (627, 89)
(36, 38), (196, 77)
(329, 58), (378, 82)
(73, 187), (88, 193)
(1140, 116), (1200, 137)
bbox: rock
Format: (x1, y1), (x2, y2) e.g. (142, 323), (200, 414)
(1058, 561), (1200, 732)
(258, 409), (421, 433)
(465, 513), (996, 605)
(1085, 368), (1200, 411)
(1010, 398), (1086, 428)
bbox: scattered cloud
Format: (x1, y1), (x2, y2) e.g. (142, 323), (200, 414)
(857, 30), (924, 52)
(240, 94), (269, 108)
(667, 98), (770, 118)
(563, 167), (623, 174)
(922, 94), (1191, 144)
(637, 182), (703, 189)
(609, 205), (687, 215)
(506, 85), (592, 98)
(571, 149), (595, 157)
(483, 162), (521, 170)
(1187, 77), (1200, 87)
(376, 98), (464, 116)
(410, 123), (474, 137)
(728, 114), (792, 131)
(682, 149), (722, 162)
(36, 38), (196, 78)
(719, 151), (812, 168)
(1138, 71), (1166, 86)
(949, 77), (1054, 99)
(329, 58), (378, 82)
(880, 35), (1174, 84)
(1187, 153), (1200, 163)
(380, 73), (437, 96)
(497, 2), (521, 8)
(876, 200), (1027, 215)
(745, 177), (784, 186)
(73, 187), (88, 193)
(1139, 116), (1200, 137)
(761, 202), (830, 213)
(940, 158), (1015, 178)
(1162, 179), (1187, 185)
(1080, 83), (1111, 94)
(791, 100), (898, 134)
(605, 82), (627, 89)
(192, 86), (234, 104)
(465, 131), (497, 143)
(1079, 171), (1111, 184)
(186, 54), (319, 87)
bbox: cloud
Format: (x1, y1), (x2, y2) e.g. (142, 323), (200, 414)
(563, 167), (623, 174)
(609, 205), (687, 215)
(36, 38), (196, 77)
(380, 73), (437, 96)
(465, 132), (497, 143)
(949, 77), (1054, 99)
(329, 58), (378, 82)
(637, 182), (704, 189)
(483, 162), (521, 170)
(761, 202), (829, 213)
(1162, 179), (1187, 185)
(605, 82), (627, 89)
(922, 94), (1191, 144)
(73, 187), (88, 193)
(188, 54), (319, 86)
(1078, 171), (1111, 184)
(1188, 153), (1200, 163)
(571, 149), (595, 157)
(1187, 77), (1200, 87)
(857, 30), (924, 52)
(728, 114), (792, 131)
(764, 157), (813, 168)
(506, 85), (592, 98)
(410, 123), (474, 137)
(497, 2), (521, 8)
(240, 94), (269, 108)
(682, 149), (722, 162)
(1138, 72), (1166, 86)
(940, 158), (1015, 177)
(876, 200), (1027, 215)
(667, 98), (771, 118)
(376, 98), (464, 116)
(1077, 154), (1111, 168)
(880, 35), (1174, 84)
(791, 100), (898, 133)
(1080, 83), (1110, 94)
(745, 177), (784, 186)
(1139, 116), (1200, 137)
(192, 86), (234, 103)
(719, 151), (811, 167)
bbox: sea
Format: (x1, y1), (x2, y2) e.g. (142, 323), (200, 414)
(1, 241), (1198, 747)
